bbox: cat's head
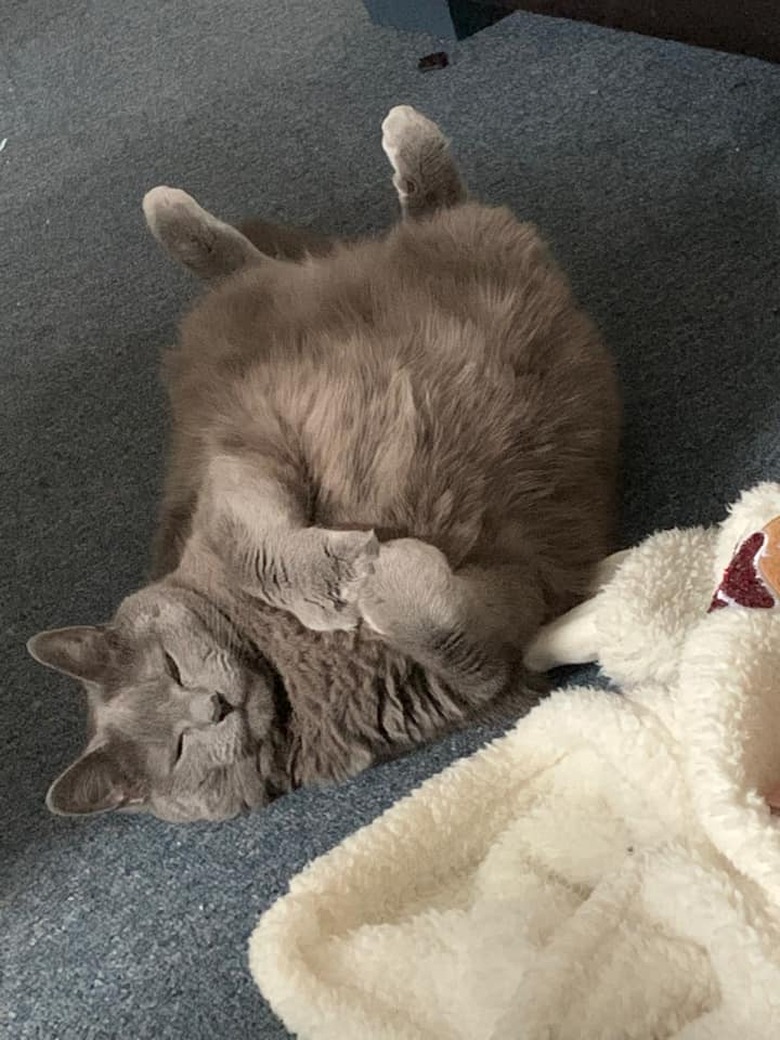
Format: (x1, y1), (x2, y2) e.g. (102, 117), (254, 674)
(27, 581), (290, 822)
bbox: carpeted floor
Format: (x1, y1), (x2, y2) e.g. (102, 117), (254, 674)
(2, 2), (780, 1037)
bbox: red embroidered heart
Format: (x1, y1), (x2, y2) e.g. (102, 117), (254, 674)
(709, 531), (775, 612)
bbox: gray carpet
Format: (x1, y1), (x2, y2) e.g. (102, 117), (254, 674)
(3, 1), (780, 1036)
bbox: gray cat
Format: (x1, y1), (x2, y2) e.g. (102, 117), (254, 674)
(27, 107), (620, 822)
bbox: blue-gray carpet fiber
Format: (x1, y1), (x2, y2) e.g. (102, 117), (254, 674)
(3, 1), (780, 1036)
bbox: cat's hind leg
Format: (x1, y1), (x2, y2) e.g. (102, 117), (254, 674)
(381, 106), (466, 220)
(143, 186), (268, 282)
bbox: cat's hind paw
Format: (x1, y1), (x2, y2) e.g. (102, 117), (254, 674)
(143, 185), (262, 281)
(381, 106), (449, 188)
(143, 185), (209, 245)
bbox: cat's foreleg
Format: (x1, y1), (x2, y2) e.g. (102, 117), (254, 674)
(191, 453), (379, 631)
(381, 106), (466, 220)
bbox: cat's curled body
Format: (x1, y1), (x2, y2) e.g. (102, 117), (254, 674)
(28, 108), (620, 821)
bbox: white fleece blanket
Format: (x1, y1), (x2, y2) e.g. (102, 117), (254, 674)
(250, 484), (780, 1039)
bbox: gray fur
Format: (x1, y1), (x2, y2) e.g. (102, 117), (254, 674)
(28, 107), (620, 822)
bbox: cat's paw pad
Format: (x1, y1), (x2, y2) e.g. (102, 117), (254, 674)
(381, 106), (448, 185)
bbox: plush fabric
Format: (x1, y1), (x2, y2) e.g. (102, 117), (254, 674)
(250, 484), (780, 1039)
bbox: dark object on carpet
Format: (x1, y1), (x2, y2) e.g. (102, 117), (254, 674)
(3, 2), (780, 1037)
(419, 50), (450, 71)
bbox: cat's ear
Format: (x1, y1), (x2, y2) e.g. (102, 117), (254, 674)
(27, 626), (110, 682)
(46, 745), (141, 816)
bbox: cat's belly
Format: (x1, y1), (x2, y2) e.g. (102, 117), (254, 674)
(294, 355), (507, 565)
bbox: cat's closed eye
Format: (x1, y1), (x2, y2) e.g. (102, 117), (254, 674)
(174, 731), (187, 763)
(164, 651), (183, 686)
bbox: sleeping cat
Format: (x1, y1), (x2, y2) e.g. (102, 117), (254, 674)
(27, 106), (620, 822)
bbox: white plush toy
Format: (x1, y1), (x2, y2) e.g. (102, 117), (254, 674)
(527, 480), (780, 811)
(251, 484), (780, 1040)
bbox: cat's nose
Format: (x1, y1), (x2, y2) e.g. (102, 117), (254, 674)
(212, 693), (233, 723)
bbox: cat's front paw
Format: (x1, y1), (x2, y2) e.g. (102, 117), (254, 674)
(358, 538), (459, 644)
(284, 529), (379, 632)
